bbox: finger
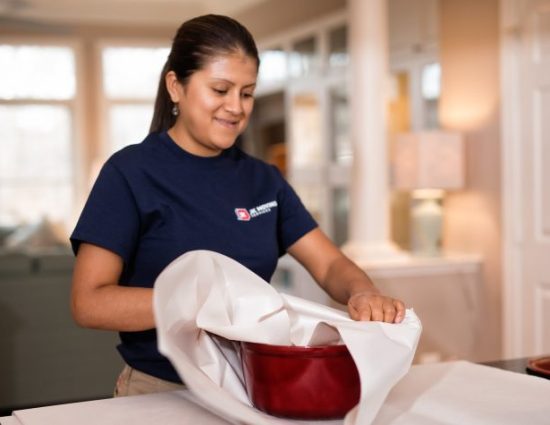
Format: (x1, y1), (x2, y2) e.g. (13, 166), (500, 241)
(383, 302), (397, 323)
(357, 303), (372, 321)
(348, 301), (361, 321)
(370, 303), (384, 322)
(393, 299), (406, 323)
(348, 295), (373, 321)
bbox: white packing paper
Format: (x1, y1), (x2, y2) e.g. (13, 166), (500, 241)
(153, 250), (422, 425)
(373, 360), (550, 425)
(10, 361), (550, 425)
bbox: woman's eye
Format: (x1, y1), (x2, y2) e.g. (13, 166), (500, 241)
(213, 89), (227, 95)
(242, 92), (254, 99)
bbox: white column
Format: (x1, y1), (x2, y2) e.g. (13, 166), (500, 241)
(344, 0), (406, 263)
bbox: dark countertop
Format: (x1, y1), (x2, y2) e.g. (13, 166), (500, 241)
(481, 357), (530, 374)
(481, 355), (550, 379)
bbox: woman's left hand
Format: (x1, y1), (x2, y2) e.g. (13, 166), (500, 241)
(348, 291), (406, 323)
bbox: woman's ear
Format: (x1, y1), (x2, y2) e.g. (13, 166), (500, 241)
(165, 71), (182, 103)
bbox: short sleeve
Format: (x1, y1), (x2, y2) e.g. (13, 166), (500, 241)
(70, 160), (140, 263)
(275, 168), (318, 254)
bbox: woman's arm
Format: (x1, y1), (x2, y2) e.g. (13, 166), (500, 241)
(71, 243), (155, 331)
(287, 228), (405, 323)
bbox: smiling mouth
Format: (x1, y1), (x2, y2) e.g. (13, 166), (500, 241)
(214, 117), (239, 129)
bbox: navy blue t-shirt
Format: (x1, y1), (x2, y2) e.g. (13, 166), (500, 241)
(70, 131), (317, 382)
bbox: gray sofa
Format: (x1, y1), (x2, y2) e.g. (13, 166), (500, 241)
(0, 248), (123, 412)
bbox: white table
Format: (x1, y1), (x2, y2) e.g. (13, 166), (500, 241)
(2, 361), (549, 425)
(0, 418), (21, 425)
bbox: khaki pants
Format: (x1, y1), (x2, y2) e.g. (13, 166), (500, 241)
(114, 365), (186, 397)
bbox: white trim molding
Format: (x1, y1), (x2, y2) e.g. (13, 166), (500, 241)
(500, 0), (527, 358)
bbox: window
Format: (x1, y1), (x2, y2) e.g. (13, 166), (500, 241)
(101, 46), (169, 155)
(421, 62), (441, 100)
(328, 26), (348, 68)
(330, 85), (352, 165)
(258, 47), (288, 84)
(421, 62), (441, 128)
(0, 44), (76, 227)
(289, 36), (319, 78)
(288, 93), (323, 168)
(332, 187), (349, 246)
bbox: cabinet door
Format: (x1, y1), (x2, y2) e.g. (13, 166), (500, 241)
(286, 85), (329, 230)
(287, 88), (325, 170)
(286, 81), (352, 241)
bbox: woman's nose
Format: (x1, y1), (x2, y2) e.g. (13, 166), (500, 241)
(224, 93), (244, 115)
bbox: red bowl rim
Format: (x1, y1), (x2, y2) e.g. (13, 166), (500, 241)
(241, 341), (351, 357)
(527, 356), (550, 377)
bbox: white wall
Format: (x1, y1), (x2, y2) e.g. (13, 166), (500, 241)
(439, 0), (502, 361)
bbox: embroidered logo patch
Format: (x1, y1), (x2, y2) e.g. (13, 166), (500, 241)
(235, 201), (278, 221)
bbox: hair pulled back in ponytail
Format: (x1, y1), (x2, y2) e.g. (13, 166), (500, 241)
(149, 14), (260, 134)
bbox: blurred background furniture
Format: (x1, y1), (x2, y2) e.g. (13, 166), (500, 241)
(0, 247), (122, 414)
(392, 130), (464, 256)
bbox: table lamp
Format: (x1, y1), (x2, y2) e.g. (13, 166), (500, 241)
(392, 131), (464, 256)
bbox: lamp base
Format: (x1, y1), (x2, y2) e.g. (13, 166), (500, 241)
(410, 190), (443, 257)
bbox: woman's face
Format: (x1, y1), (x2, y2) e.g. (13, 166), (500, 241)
(167, 51), (257, 157)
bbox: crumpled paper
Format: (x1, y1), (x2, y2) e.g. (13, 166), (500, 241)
(153, 250), (422, 425)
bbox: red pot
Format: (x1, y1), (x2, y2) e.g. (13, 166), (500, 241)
(240, 341), (360, 419)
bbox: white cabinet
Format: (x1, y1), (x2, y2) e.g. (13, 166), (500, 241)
(389, 0), (440, 131)
(369, 255), (483, 362)
(389, 0), (439, 58)
(247, 12), (351, 243)
(249, 2), (442, 247)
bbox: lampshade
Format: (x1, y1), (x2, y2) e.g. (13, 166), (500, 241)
(392, 131), (464, 190)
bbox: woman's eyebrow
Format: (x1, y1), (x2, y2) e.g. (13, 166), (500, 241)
(210, 78), (257, 88)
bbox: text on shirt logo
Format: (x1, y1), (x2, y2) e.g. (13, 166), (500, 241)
(234, 200), (278, 221)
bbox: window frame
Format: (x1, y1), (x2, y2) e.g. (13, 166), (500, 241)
(94, 38), (170, 160)
(0, 35), (85, 228)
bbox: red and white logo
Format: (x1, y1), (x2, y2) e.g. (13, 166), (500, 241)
(234, 208), (251, 221)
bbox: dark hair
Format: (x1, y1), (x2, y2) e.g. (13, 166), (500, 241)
(149, 14), (260, 133)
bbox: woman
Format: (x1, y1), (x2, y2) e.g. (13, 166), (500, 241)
(70, 14), (405, 397)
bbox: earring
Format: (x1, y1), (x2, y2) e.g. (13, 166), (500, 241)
(171, 103), (179, 116)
